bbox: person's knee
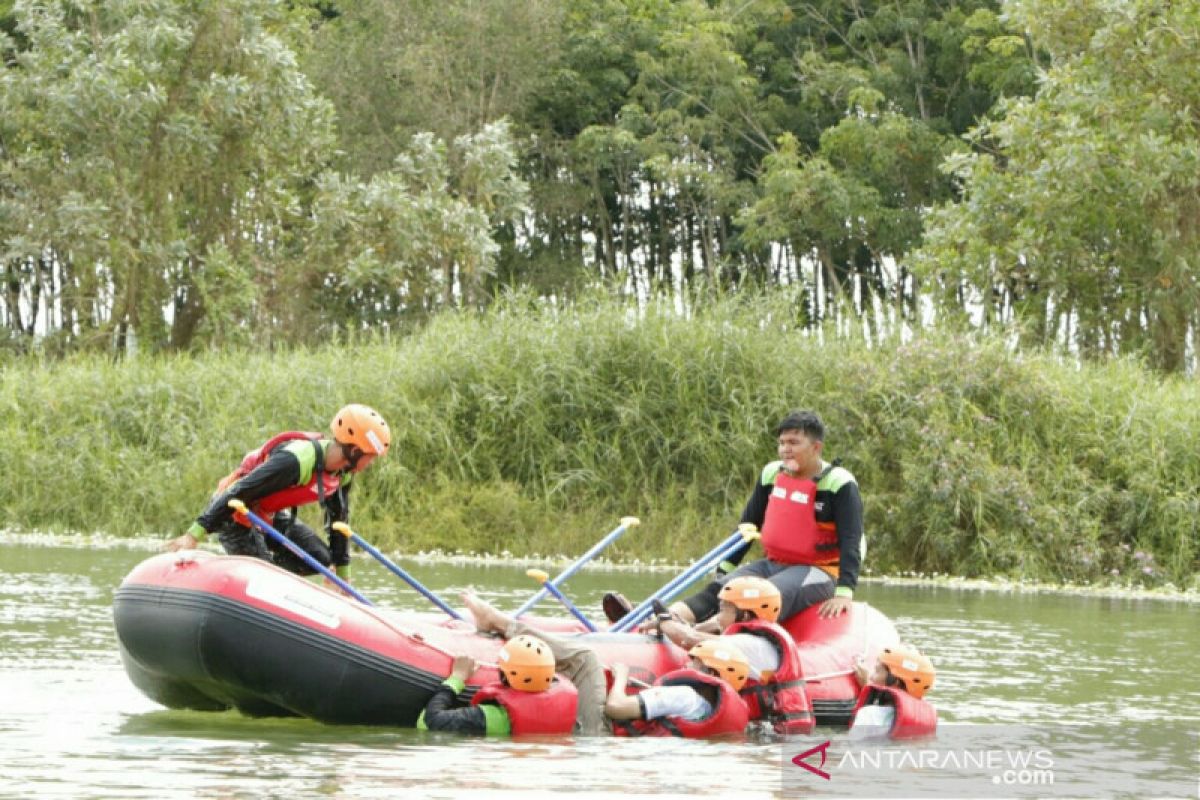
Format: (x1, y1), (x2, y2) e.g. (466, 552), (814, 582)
(682, 585), (720, 622)
(779, 577), (835, 620)
(218, 528), (269, 560)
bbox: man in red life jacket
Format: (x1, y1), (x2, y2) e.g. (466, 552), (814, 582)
(605, 640), (752, 738)
(849, 643), (938, 740)
(418, 635), (580, 736)
(624, 410), (863, 630)
(654, 576), (814, 733)
(164, 404), (390, 582)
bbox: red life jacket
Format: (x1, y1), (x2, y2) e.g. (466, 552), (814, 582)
(470, 678), (579, 735)
(216, 431), (342, 527)
(723, 620), (814, 734)
(759, 467), (839, 571)
(614, 669), (750, 739)
(850, 684), (938, 740)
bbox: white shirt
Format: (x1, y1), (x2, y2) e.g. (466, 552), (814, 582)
(640, 685), (713, 722)
(848, 703), (896, 739)
(724, 633), (781, 678)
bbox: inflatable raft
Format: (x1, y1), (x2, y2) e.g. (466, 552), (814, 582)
(113, 551), (898, 728)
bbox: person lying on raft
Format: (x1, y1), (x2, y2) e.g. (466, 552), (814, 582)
(418, 593), (750, 737)
(650, 576), (813, 733)
(604, 640), (751, 738)
(848, 643), (937, 740)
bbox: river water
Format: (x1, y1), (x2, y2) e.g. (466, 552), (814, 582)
(0, 536), (1196, 799)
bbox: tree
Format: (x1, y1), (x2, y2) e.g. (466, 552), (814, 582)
(0, 0), (337, 351)
(914, 0), (1200, 371)
(296, 120), (529, 329)
(305, 0), (566, 176)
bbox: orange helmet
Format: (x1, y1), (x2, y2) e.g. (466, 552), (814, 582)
(497, 635), (555, 693)
(689, 639), (751, 691)
(331, 404), (391, 456)
(879, 644), (935, 699)
(718, 576), (782, 623)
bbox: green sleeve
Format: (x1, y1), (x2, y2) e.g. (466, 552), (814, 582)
(416, 677), (468, 731)
(481, 703), (513, 736)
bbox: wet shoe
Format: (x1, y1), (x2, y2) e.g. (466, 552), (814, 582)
(602, 591), (633, 623)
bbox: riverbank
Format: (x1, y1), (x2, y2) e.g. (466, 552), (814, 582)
(2, 294), (1197, 588)
(4, 529), (1196, 603)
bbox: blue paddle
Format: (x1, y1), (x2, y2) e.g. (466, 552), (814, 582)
(227, 499), (373, 606)
(610, 525), (760, 633)
(331, 522), (464, 620)
(526, 569), (598, 631)
(513, 516), (640, 617)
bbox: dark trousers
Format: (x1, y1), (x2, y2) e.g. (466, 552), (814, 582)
(217, 512), (331, 576)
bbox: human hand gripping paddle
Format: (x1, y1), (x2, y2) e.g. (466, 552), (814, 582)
(226, 499), (373, 606)
(330, 522), (464, 621)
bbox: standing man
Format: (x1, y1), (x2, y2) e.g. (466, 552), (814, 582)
(165, 404), (390, 582)
(654, 410), (863, 626)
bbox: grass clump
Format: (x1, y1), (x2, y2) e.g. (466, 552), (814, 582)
(1, 292), (1196, 587)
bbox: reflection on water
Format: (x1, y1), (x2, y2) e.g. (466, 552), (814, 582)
(0, 538), (1196, 799)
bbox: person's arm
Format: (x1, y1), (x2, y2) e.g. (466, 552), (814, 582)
(170, 448), (303, 550)
(853, 655), (870, 688)
(659, 619), (718, 651)
(418, 656), (512, 735)
(604, 663), (645, 721)
(818, 479), (863, 618)
(832, 480), (864, 593)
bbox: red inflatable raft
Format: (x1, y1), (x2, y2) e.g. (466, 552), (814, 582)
(113, 551), (898, 728)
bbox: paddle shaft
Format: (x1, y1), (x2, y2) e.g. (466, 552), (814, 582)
(608, 529), (742, 633)
(228, 500), (373, 606)
(527, 570), (597, 631)
(513, 516), (638, 617)
(610, 529), (758, 632)
(332, 523), (463, 620)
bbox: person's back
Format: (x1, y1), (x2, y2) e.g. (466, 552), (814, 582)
(165, 404), (391, 581)
(714, 577), (814, 733)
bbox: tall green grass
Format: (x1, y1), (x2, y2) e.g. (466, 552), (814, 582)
(2, 292), (1197, 587)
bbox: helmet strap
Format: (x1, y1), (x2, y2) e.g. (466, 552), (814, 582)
(341, 444), (365, 472)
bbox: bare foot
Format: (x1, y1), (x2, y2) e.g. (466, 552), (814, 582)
(461, 592), (512, 636)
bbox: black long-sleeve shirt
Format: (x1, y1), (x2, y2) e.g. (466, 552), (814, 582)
(418, 678), (511, 735)
(723, 461), (864, 591)
(191, 439), (351, 566)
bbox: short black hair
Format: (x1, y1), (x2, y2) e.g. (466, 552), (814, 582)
(775, 410), (825, 441)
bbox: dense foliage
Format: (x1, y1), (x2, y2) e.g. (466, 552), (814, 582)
(4, 0), (1195, 369)
(2, 297), (1196, 587)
